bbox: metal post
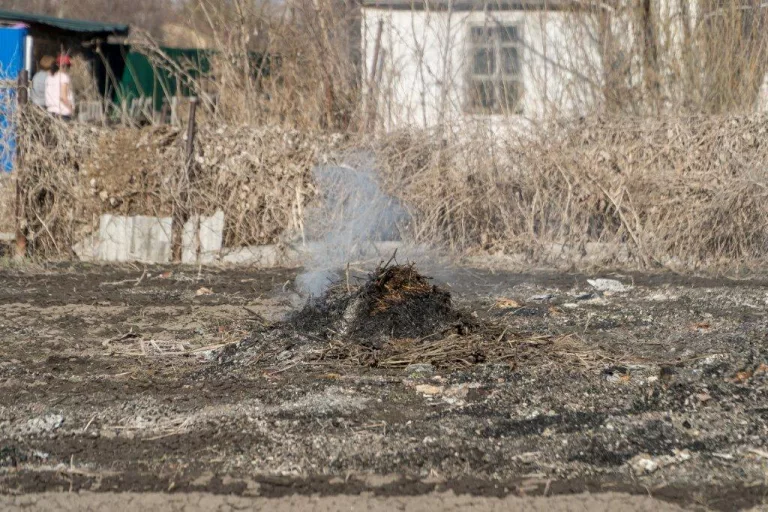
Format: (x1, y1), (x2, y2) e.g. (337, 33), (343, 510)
(14, 71), (29, 259)
(24, 36), (33, 75)
(172, 97), (198, 263)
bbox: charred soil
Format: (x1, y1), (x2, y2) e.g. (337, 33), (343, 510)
(0, 264), (767, 510)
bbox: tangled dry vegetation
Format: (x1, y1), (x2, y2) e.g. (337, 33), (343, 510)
(294, 262), (463, 347)
(15, 107), (341, 256)
(12, 105), (768, 272)
(376, 115), (768, 271)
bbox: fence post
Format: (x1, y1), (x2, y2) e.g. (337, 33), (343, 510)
(14, 71), (29, 259)
(172, 97), (198, 263)
(185, 98), (198, 160)
(160, 100), (170, 125)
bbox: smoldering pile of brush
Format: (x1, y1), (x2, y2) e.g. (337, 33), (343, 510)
(215, 260), (590, 372)
(292, 262), (469, 348)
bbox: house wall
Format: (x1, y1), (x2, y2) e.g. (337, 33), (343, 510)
(361, 6), (602, 133)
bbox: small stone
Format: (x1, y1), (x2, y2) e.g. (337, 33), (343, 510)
(195, 287), (214, 296)
(415, 384), (443, 396)
(630, 454), (659, 474)
(22, 414), (64, 435)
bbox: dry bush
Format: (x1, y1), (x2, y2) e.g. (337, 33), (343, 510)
(0, 174), (14, 234)
(374, 115), (768, 271)
(14, 106), (340, 257)
(170, 0), (768, 131)
(190, 125), (342, 247)
(587, 0), (768, 115)
(14, 107), (98, 256)
(15, 103), (768, 271)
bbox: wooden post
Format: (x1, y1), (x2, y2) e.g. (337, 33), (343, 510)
(185, 98), (198, 161)
(171, 97), (198, 263)
(160, 100), (170, 125)
(14, 71), (29, 259)
(17, 70), (28, 105)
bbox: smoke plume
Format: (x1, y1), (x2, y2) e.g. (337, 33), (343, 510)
(295, 152), (408, 296)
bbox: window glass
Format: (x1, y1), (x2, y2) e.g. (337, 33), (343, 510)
(469, 79), (495, 110)
(468, 24), (522, 114)
(473, 48), (495, 75)
(501, 47), (519, 75)
(499, 26), (519, 42)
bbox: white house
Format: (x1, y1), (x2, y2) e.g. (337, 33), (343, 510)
(360, 0), (603, 132)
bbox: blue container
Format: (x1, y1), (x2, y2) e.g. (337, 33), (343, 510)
(0, 26), (28, 173)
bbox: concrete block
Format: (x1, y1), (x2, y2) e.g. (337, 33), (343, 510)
(199, 210), (224, 263)
(222, 245), (283, 266)
(97, 214), (172, 263)
(182, 210), (224, 264)
(181, 215), (199, 264)
(131, 216), (172, 263)
(99, 214), (133, 262)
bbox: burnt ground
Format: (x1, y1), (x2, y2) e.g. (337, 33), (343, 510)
(0, 263), (767, 510)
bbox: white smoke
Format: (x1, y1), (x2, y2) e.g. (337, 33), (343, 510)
(295, 152), (408, 297)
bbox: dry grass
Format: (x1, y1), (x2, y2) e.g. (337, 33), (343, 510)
(11, 59), (768, 273)
(13, 104), (768, 272)
(14, 106), (342, 257)
(317, 330), (620, 371)
(374, 115), (768, 272)
(369, 263), (433, 314)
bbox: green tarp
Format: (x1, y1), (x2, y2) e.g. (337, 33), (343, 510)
(114, 46), (212, 112)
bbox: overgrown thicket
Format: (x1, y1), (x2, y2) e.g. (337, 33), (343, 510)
(173, 0), (361, 130)
(376, 116), (768, 270)
(598, 0), (768, 114)
(165, 0), (768, 126)
(15, 105), (768, 271)
(14, 107), (341, 256)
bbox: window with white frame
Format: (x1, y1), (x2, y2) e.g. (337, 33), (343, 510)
(467, 24), (523, 114)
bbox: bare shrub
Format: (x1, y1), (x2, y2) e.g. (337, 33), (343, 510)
(13, 101), (768, 272)
(374, 115), (768, 271)
(178, 0), (361, 130)
(14, 106), (341, 258)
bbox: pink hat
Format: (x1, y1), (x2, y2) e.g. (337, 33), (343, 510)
(56, 54), (72, 66)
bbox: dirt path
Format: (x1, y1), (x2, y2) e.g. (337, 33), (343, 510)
(1, 491), (686, 511)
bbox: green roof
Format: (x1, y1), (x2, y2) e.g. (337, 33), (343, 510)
(0, 9), (129, 37)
